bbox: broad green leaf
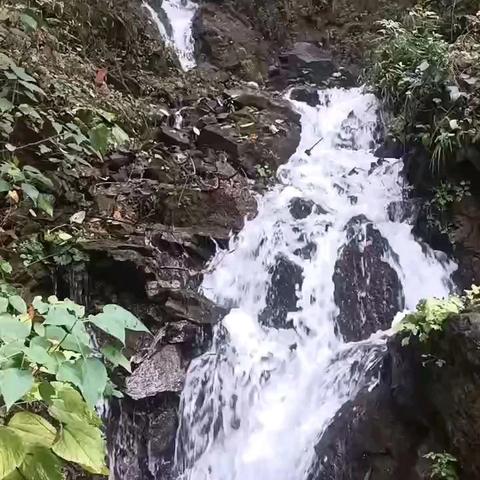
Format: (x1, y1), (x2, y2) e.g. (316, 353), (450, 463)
(0, 427), (25, 478)
(0, 316), (31, 342)
(89, 313), (125, 344)
(44, 306), (76, 329)
(101, 345), (131, 372)
(111, 125), (129, 146)
(21, 183), (39, 205)
(8, 412), (56, 447)
(103, 304), (149, 332)
(20, 13), (38, 32)
(56, 361), (82, 388)
(38, 381), (56, 403)
(0, 341), (25, 365)
(18, 80), (45, 96)
(0, 260), (12, 274)
(10, 66), (35, 83)
(0, 368), (34, 410)
(23, 166), (54, 191)
(13, 447), (63, 480)
(0, 53), (13, 70)
(0, 297), (8, 313)
(32, 296), (49, 315)
(0, 98), (13, 113)
(0, 179), (10, 192)
(8, 296), (27, 314)
(88, 123), (110, 156)
(48, 383), (101, 427)
(78, 358), (107, 408)
(37, 193), (54, 216)
(23, 344), (58, 372)
(43, 326), (89, 354)
(52, 422), (107, 475)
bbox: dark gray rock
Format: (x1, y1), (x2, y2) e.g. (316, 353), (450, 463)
(289, 197), (315, 219)
(157, 125), (191, 148)
(290, 86), (320, 107)
(126, 344), (186, 400)
(333, 215), (405, 341)
(259, 254), (303, 329)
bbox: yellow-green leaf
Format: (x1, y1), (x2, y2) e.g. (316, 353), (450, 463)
(0, 368), (34, 410)
(0, 427), (25, 479)
(8, 412), (57, 447)
(52, 422), (108, 475)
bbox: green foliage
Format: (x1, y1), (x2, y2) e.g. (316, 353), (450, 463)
(368, 6), (480, 170)
(0, 161), (54, 215)
(424, 452), (459, 479)
(17, 230), (89, 267)
(0, 284), (149, 478)
(398, 296), (463, 344)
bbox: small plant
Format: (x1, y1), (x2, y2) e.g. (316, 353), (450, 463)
(424, 452), (459, 479)
(398, 296), (463, 345)
(0, 282), (149, 478)
(17, 230), (89, 267)
(0, 161), (55, 215)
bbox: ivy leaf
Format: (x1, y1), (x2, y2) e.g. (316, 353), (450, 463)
(101, 345), (131, 372)
(9, 295), (27, 314)
(0, 368), (34, 410)
(0, 427), (25, 478)
(52, 421), (108, 475)
(8, 412), (57, 447)
(37, 193), (54, 216)
(78, 358), (107, 408)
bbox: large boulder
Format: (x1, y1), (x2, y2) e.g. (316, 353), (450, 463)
(333, 216), (405, 341)
(308, 312), (480, 480)
(259, 254), (303, 329)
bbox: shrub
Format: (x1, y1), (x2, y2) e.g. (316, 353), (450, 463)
(0, 279), (149, 478)
(424, 452), (459, 480)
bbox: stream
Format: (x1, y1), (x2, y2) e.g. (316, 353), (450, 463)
(173, 89), (456, 479)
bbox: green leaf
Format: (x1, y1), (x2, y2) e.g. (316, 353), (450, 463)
(0, 98), (13, 113)
(18, 80), (45, 96)
(37, 193), (54, 216)
(89, 313), (125, 344)
(38, 381), (56, 403)
(0, 297), (8, 313)
(23, 344), (58, 372)
(32, 296), (49, 315)
(88, 123), (110, 156)
(43, 326), (87, 354)
(0, 179), (10, 192)
(52, 421), (108, 475)
(101, 345), (131, 372)
(0, 316), (31, 342)
(20, 13), (38, 32)
(0, 427), (25, 478)
(23, 166), (54, 191)
(111, 125), (129, 146)
(21, 183), (39, 205)
(44, 306), (77, 329)
(78, 358), (107, 408)
(8, 296), (27, 314)
(100, 304), (149, 333)
(0, 53), (13, 70)
(14, 447), (63, 480)
(56, 361), (82, 389)
(0, 260), (12, 274)
(10, 66), (35, 83)
(8, 412), (57, 447)
(0, 368), (34, 410)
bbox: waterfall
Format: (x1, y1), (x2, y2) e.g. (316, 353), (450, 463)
(174, 88), (457, 479)
(143, 0), (197, 71)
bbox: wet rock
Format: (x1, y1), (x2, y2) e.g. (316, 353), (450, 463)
(309, 312), (480, 480)
(126, 344), (186, 400)
(156, 125), (191, 148)
(197, 124), (242, 158)
(387, 199), (421, 224)
(279, 42), (335, 84)
(289, 197), (315, 219)
(259, 254), (303, 329)
(290, 86), (320, 107)
(374, 136), (404, 159)
(107, 394), (178, 480)
(333, 215), (404, 341)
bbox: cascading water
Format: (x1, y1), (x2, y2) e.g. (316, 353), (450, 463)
(174, 88), (457, 480)
(143, 0), (197, 71)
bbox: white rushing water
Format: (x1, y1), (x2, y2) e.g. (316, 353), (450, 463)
(174, 88), (456, 480)
(143, 0), (197, 71)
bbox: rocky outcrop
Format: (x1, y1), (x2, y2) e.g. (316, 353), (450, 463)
(333, 216), (405, 341)
(259, 254), (303, 329)
(308, 312), (480, 480)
